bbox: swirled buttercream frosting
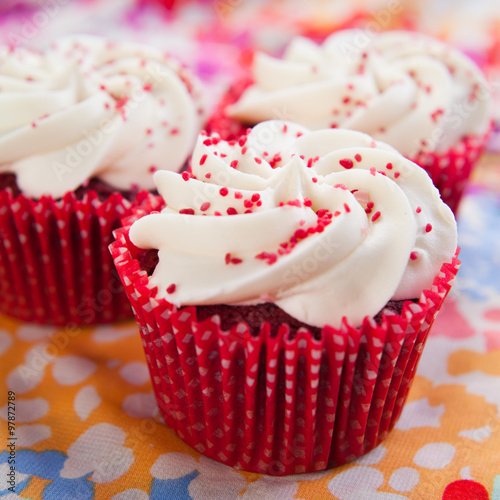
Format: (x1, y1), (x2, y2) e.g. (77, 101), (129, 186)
(228, 30), (491, 157)
(0, 35), (206, 198)
(130, 120), (457, 329)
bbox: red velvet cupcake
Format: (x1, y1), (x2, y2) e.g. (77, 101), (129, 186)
(0, 35), (206, 325)
(207, 30), (493, 214)
(111, 120), (459, 475)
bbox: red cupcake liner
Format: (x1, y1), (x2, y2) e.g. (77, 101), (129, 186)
(0, 188), (159, 326)
(110, 202), (460, 475)
(205, 79), (490, 215)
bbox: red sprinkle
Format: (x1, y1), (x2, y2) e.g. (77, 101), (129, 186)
(199, 154), (208, 166)
(255, 252), (278, 265)
(219, 187), (229, 197)
(371, 211), (381, 222)
(227, 207), (237, 215)
(241, 147), (248, 155)
(234, 192), (243, 199)
(416, 206), (422, 214)
(370, 167), (377, 176)
(425, 223), (433, 233)
(181, 172), (191, 181)
(312, 177), (318, 183)
(179, 208), (195, 215)
(410, 251), (419, 260)
(251, 193), (261, 202)
(303, 197), (312, 207)
(166, 284), (176, 294)
(354, 154), (362, 162)
(339, 159), (354, 169)
(205, 173), (211, 179)
(244, 199), (253, 208)
(143, 83), (152, 91)
(394, 172), (400, 178)
(200, 202), (210, 212)
(344, 203), (351, 213)
(230, 160), (239, 169)
(254, 157), (262, 164)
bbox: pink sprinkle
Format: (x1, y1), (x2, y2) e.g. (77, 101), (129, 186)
(339, 159), (353, 169)
(371, 211), (381, 222)
(199, 154), (208, 166)
(214, 211), (221, 216)
(146, 128), (152, 135)
(307, 158), (314, 168)
(334, 184), (348, 190)
(205, 173), (211, 179)
(170, 128), (179, 135)
(296, 131), (303, 137)
(416, 206), (422, 214)
(254, 157), (262, 164)
(287, 199), (301, 207)
(219, 187), (229, 197)
(342, 96), (351, 104)
(179, 208), (195, 215)
(355, 154), (362, 162)
(31, 122), (37, 128)
(410, 251), (419, 260)
(200, 202), (210, 212)
(167, 284), (176, 294)
(241, 147), (248, 155)
(394, 172), (400, 179)
(370, 167), (377, 176)
(234, 192), (243, 199)
(425, 223), (433, 233)
(312, 177), (318, 183)
(282, 123), (288, 133)
(143, 83), (152, 91)
(148, 166), (157, 173)
(344, 203), (351, 213)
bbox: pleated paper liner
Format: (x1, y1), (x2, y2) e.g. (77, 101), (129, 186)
(110, 203), (460, 476)
(205, 79), (490, 215)
(0, 188), (158, 326)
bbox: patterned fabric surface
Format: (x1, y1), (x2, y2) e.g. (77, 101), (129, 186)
(1, 1), (500, 499)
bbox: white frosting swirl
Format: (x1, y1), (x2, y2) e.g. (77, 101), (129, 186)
(0, 35), (206, 198)
(130, 120), (457, 329)
(228, 30), (492, 157)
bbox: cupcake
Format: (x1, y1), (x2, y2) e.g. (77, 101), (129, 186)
(208, 29), (493, 213)
(0, 35), (206, 325)
(111, 120), (459, 475)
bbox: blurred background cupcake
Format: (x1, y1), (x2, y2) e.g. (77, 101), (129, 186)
(111, 120), (459, 475)
(0, 34), (206, 325)
(208, 30), (493, 214)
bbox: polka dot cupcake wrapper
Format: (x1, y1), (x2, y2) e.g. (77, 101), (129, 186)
(206, 79), (491, 215)
(0, 188), (157, 326)
(110, 202), (460, 476)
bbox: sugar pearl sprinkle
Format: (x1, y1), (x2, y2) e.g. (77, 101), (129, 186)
(131, 120), (457, 329)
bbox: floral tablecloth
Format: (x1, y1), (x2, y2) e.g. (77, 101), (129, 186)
(1, 1), (500, 499)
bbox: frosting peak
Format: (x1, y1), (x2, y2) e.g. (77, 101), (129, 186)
(130, 121), (457, 329)
(0, 35), (207, 198)
(228, 30), (492, 158)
